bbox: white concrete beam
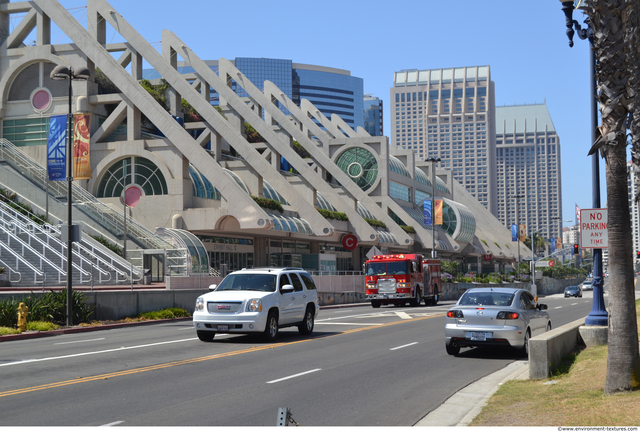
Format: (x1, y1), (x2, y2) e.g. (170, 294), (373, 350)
(262, 81), (414, 246)
(5, 8), (36, 49)
(153, 31), (334, 236)
(34, 0), (270, 230)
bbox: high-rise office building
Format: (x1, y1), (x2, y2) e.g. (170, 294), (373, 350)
(390, 66), (497, 214)
(145, 58), (365, 129)
(364, 94), (383, 136)
(495, 103), (563, 241)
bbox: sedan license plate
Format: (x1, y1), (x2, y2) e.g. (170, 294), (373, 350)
(470, 332), (487, 341)
(216, 325), (229, 332)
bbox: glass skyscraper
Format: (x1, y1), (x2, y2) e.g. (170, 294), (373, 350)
(364, 94), (383, 136)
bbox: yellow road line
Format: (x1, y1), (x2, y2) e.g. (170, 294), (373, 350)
(0, 313), (444, 398)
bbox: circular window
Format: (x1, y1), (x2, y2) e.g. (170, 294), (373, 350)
(30, 87), (52, 113)
(335, 147), (378, 191)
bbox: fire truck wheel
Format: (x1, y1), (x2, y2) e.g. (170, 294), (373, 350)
(371, 300), (381, 308)
(432, 292), (439, 305)
(446, 342), (460, 356)
(410, 289), (421, 307)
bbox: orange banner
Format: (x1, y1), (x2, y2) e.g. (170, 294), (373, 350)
(519, 224), (526, 242)
(73, 113), (92, 180)
(435, 199), (443, 225)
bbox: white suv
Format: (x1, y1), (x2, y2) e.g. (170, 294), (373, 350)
(193, 267), (320, 342)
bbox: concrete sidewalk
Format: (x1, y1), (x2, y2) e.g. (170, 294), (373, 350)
(415, 360), (530, 427)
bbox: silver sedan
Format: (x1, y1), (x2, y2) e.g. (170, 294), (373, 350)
(445, 288), (551, 357)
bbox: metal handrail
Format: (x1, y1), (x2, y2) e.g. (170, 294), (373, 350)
(0, 257), (22, 283)
(0, 199), (140, 281)
(0, 138), (174, 250)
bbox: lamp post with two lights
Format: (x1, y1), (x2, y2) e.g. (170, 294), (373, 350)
(49, 64), (90, 327)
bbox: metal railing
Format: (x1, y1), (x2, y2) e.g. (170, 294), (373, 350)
(0, 138), (174, 251)
(0, 199), (144, 284)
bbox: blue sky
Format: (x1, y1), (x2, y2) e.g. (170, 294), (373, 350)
(39, 0), (608, 229)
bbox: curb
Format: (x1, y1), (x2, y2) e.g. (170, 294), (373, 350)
(0, 317), (193, 342)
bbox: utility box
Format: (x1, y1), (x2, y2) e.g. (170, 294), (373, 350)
(60, 224), (82, 243)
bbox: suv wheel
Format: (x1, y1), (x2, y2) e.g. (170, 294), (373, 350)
(298, 306), (315, 335)
(197, 330), (215, 342)
(263, 311), (279, 342)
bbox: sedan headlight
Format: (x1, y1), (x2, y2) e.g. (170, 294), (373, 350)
(195, 296), (204, 312)
(246, 299), (262, 312)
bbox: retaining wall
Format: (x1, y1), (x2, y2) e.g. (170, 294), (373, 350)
(529, 317), (586, 379)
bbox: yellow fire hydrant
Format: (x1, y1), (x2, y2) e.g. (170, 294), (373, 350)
(17, 302), (29, 331)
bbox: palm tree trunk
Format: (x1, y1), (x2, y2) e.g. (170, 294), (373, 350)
(625, 0), (640, 203)
(582, 0), (640, 393)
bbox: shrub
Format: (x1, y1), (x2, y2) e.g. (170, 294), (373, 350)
(137, 308), (190, 320)
(26, 321), (60, 331)
(91, 235), (122, 256)
(0, 291), (94, 327)
(251, 196), (284, 213)
(317, 209), (349, 221)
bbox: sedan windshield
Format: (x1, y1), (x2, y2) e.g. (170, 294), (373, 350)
(366, 261), (410, 276)
(215, 274), (277, 292)
(459, 291), (515, 307)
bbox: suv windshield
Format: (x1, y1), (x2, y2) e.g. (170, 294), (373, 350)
(366, 261), (410, 276)
(215, 274), (277, 292)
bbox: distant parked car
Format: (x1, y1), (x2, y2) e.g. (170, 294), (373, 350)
(444, 288), (551, 357)
(564, 286), (582, 298)
(580, 280), (593, 291)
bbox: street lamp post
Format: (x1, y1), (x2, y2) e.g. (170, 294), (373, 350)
(560, 1), (608, 326)
(426, 157), (441, 259)
(50, 64), (90, 327)
(513, 194), (525, 280)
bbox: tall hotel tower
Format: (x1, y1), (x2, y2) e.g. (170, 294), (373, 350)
(391, 66), (497, 215)
(495, 104), (563, 241)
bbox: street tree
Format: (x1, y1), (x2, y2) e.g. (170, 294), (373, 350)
(580, 0), (640, 393)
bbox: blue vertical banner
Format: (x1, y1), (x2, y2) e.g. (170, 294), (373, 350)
(511, 224), (517, 241)
(549, 238), (556, 253)
(423, 200), (432, 226)
(47, 115), (67, 181)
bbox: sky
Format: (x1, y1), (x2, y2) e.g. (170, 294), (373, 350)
(29, 0), (611, 230)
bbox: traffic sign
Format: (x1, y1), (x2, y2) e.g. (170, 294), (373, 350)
(535, 259), (556, 268)
(580, 208), (608, 249)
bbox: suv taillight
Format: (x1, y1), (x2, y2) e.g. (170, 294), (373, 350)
(447, 310), (464, 318)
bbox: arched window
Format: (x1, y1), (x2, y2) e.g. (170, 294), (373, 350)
(97, 157), (168, 198)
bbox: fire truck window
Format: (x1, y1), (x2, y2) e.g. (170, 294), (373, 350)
(412, 262), (417, 273)
(366, 262), (387, 275)
(387, 262), (410, 275)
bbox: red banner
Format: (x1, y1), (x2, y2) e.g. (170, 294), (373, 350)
(73, 113), (92, 179)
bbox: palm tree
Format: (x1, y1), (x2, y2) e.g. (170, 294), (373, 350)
(581, 0), (640, 393)
(524, 234), (547, 257)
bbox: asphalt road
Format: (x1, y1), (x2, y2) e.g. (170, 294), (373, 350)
(0, 292), (599, 427)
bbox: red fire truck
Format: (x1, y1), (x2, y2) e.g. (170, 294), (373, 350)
(364, 254), (441, 308)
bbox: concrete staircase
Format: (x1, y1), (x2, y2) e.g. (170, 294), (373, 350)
(0, 199), (140, 288)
